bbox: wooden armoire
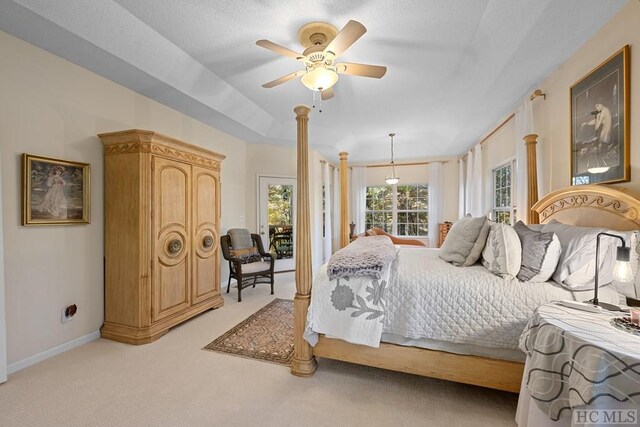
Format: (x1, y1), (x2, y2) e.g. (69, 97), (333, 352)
(98, 129), (225, 344)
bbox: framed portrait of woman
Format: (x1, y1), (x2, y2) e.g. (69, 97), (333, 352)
(22, 154), (90, 225)
(570, 45), (630, 185)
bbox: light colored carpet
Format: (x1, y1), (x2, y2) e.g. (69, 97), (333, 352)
(0, 273), (518, 426)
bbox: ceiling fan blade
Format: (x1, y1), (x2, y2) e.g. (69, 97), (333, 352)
(256, 39), (305, 60)
(262, 70), (305, 88)
(321, 87), (334, 100)
(336, 63), (387, 78)
(324, 20), (366, 58)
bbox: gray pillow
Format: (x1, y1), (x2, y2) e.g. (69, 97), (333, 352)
(513, 221), (561, 282)
(439, 215), (488, 266)
(463, 219), (490, 266)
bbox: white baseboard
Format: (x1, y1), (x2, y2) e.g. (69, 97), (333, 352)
(7, 330), (100, 375)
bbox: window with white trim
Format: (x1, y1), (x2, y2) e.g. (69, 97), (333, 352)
(492, 161), (515, 224)
(365, 186), (393, 233)
(365, 184), (429, 237)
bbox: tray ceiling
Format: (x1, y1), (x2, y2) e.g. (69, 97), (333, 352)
(0, 0), (626, 162)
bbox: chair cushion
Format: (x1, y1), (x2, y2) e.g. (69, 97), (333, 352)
(228, 228), (253, 249)
(240, 261), (272, 274)
(231, 246), (262, 264)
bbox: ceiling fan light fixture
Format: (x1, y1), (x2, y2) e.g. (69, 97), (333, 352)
(301, 67), (339, 91)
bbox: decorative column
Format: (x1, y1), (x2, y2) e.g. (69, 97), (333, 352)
(524, 133), (539, 224)
(291, 105), (317, 377)
(339, 151), (349, 248)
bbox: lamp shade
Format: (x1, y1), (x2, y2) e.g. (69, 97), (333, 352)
(385, 176), (399, 185)
(301, 67), (339, 91)
(613, 245), (633, 282)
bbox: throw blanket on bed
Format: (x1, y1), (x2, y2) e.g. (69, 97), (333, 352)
(327, 235), (397, 280)
(304, 257), (396, 348)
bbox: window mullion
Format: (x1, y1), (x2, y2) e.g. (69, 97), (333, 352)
(391, 185), (396, 235)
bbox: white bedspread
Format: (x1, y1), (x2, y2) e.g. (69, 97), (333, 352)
(306, 247), (621, 352)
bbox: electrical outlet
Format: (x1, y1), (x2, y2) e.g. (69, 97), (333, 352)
(61, 304), (77, 323)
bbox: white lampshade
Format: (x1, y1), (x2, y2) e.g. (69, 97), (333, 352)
(613, 260), (633, 282)
(301, 67), (339, 91)
(385, 176), (399, 185)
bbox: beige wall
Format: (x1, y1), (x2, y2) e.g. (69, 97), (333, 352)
(0, 31), (248, 366)
(473, 1), (640, 214)
(481, 119), (516, 214)
(535, 0), (640, 195)
(244, 143), (297, 234)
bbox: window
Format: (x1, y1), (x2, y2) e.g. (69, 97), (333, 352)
(492, 162), (515, 224)
(365, 186), (393, 232)
(396, 185), (428, 236)
(365, 184), (428, 236)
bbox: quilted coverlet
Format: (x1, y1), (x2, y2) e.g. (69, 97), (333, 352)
(307, 247), (621, 351)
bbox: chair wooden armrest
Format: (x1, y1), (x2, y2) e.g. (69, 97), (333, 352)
(368, 227), (426, 247)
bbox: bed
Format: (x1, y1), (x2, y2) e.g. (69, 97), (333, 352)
(289, 105), (640, 393)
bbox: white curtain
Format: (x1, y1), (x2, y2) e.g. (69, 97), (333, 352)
(332, 167), (340, 252)
(465, 150), (474, 215)
(470, 144), (484, 217)
(350, 166), (366, 234)
(515, 99), (536, 223)
(428, 162), (444, 248)
(458, 158), (465, 219)
(322, 163), (332, 262)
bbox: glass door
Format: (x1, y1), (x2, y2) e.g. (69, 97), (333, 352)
(258, 176), (296, 272)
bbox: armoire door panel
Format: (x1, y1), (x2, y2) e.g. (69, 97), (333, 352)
(153, 156), (191, 322)
(192, 166), (219, 304)
(155, 157), (190, 230)
(155, 258), (190, 320)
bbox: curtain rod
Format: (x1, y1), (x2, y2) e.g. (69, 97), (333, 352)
(461, 88), (545, 161)
(320, 160), (337, 169)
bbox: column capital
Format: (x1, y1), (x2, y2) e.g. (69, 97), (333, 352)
(294, 105), (311, 117)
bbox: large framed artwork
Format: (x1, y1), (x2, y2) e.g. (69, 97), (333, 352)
(22, 154), (91, 225)
(571, 45), (630, 186)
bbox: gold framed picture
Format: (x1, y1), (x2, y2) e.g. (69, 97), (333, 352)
(570, 45), (630, 185)
(22, 154), (91, 225)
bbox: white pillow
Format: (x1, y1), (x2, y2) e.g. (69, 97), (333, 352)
(541, 222), (617, 290)
(482, 223), (522, 278)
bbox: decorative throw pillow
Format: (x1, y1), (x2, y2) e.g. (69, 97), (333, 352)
(541, 222), (617, 290)
(230, 246), (262, 264)
(513, 221), (561, 282)
(482, 223), (522, 278)
(439, 215), (488, 266)
(463, 219), (490, 266)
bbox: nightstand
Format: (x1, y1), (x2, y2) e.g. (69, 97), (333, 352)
(516, 303), (640, 426)
(438, 222), (452, 248)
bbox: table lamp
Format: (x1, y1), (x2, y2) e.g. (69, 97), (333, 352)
(588, 232), (633, 311)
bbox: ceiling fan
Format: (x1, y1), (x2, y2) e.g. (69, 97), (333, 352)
(256, 20), (387, 100)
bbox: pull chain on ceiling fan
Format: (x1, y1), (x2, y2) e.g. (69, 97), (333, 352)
(256, 20), (387, 100)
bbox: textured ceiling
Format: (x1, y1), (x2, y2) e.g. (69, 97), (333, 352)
(0, 0), (627, 162)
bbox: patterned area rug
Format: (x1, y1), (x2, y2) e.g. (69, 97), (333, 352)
(203, 298), (294, 366)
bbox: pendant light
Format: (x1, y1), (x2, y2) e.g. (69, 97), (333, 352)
(385, 133), (400, 185)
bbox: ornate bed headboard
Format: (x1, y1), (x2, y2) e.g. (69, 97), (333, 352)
(532, 185), (640, 231)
